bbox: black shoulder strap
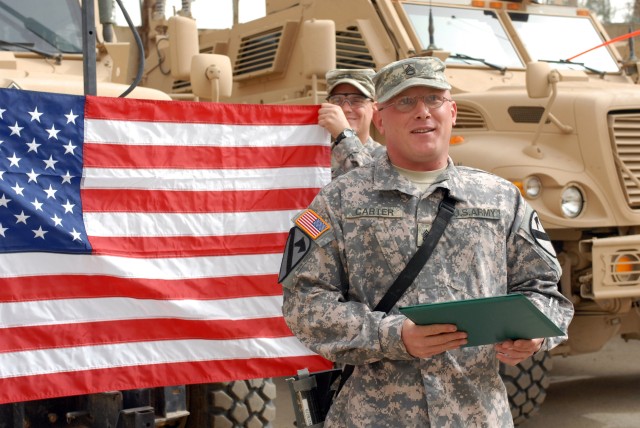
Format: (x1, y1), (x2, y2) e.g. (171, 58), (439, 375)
(374, 192), (456, 313)
(337, 190), (456, 393)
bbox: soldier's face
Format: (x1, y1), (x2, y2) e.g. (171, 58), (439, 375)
(330, 83), (374, 137)
(374, 86), (456, 171)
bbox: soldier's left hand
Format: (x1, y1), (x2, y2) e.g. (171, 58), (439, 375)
(318, 103), (351, 139)
(494, 338), (544, 366)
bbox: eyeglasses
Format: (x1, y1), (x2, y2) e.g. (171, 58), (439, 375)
(326, 93), (371, 108)
(378, 94), (452, 113)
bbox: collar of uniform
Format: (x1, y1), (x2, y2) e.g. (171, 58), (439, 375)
(373, 155), (468, 203)
(373, 155), (418, 196)
(440, 159), (469, 204)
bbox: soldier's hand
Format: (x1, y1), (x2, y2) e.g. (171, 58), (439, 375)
(401, 318), (468, 358)
(318, 103), (351, 139)
(494, 338), (544, 366)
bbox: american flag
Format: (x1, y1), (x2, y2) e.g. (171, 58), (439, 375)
(0, 88), (333, 404)
(295, 209), (330, 239)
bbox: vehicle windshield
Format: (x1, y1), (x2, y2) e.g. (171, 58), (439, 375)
(402, 4), (524, 69)
(401, 4), (621, 74)
(508, 12), (620, 73)
(0, 0), (82, 55)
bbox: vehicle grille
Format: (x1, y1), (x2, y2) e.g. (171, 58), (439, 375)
(233, 21), (298, 80)
(454, 106), (487, 129)
(609, 111), (640, 208)
(172, 80), (192, 93)
(335, 27), (375, 69)
(508, 106), (544, 124)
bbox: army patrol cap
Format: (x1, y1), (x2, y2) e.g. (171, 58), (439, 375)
(374, 57), (451, 103)
(326, 68), (376, 99)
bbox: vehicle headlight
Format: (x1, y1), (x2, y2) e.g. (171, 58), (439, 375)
(561, 186), (584, 218)
(523, 176), (542, 198)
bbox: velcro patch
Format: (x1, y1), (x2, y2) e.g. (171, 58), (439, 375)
(345, 206), (403, 218)
(454, 207), (501, 219)
(278, 227), (312, 283)
(530, 211), (555, 256)
(295, 209), (330, 240)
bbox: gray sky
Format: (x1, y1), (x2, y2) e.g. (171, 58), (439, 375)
(117, 0), (266, 29)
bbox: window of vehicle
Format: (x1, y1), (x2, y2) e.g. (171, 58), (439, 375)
(509, 11), (620, 73)
(402, 4), (524, 70)
(0, 0), (82, 55)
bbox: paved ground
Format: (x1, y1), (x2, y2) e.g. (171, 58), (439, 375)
(273, 335), (640, 427)
(519, 335), (640, 428)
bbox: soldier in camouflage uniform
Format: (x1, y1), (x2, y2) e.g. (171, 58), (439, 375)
(280, 57), (574, 427)
(320, 68), (386, 178)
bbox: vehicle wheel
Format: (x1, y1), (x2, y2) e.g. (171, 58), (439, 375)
(186, 379), (277, 428)
(499, 351), (552, 426)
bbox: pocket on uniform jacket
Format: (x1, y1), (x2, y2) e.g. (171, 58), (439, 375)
(342, 216), (411, 304)
(444, 249), (501, 300)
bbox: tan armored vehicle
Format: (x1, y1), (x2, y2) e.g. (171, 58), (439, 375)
(2, 0), (639, 425)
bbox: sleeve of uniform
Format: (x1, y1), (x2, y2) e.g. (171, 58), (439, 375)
(330, 137), (384, 179)
(280, 189), (413, 365)
(506, 194), (575, 350)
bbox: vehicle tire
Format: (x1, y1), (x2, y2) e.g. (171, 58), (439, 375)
(185, 379), (277, 428)
(499, 351), (552, 426)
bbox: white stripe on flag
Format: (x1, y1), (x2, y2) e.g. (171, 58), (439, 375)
(0, 337), (317, 379)
(86, 120), (327, 147)
(84, 210), (300, 237)
(0, 296), (284, 328)
(0, 252), (283, 279)
(83, 167), (330, 190)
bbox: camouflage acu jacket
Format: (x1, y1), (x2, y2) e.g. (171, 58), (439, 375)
(331, 135), (385, 179)
(281, 155), (574, 427)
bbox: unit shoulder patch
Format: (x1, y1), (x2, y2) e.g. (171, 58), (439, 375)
(278, 226), (312, 283)
(529, 210), (555, 256)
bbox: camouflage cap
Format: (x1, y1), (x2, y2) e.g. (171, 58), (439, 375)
(374, 57), (451, 104)
(326, 68), (376, 99)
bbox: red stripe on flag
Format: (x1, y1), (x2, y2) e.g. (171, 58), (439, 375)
(83, 144), (331, 169)
(86, 95), (321, 125)
(81, 188), (320, 213)
(86, 233), (288, 257)
(0, 274), (282, 302)
(0, 318), (293, 353)
(0, 356), (333, 405)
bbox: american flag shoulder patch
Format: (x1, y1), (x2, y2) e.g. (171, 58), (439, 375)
(295, 209), (330, 240)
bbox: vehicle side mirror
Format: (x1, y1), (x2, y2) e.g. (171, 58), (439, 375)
(191, 54), (233, 101)
(526, 61), (553, 99)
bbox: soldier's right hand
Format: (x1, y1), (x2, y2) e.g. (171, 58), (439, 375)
(401, 318), (468, 358)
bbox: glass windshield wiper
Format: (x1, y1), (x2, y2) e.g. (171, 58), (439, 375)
(450, 53), (507, 74)
(539, 58), (605, 77)
(0, 40), (61, 63)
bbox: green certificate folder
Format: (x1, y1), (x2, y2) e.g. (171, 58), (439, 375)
(399, 294), (564, 347)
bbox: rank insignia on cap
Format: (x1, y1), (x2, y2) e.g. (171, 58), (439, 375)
(404, 64), (416, 76)
(295, 209), (330, 240)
